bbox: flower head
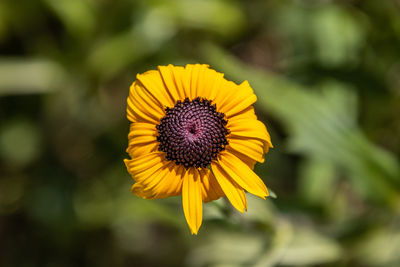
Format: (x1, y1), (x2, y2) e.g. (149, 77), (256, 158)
(124, 64), (273, 234)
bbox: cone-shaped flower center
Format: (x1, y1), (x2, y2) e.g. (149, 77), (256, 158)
(156, 97), (229, 168)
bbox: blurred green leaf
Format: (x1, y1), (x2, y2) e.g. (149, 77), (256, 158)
(0, 58), (66, 95)
(88, 31), (148, 78)
(276, 3), (365, 67)
(202, 43), (400, 206)
(187, 231), (265, 267)
(144, 0), (246, 38)
(278, 227), (342, 266)
(354, 226), (400, 266)
(88, 8), (176, 78)
(175, 0), (246, 37)
(299, 158), (337, 205)
(311, 5), (365, 67)
(43, 0), (96, 38)
(245, 194), (278, 225)
(0, 119), (41, 166)
(74, 163), (183, 229)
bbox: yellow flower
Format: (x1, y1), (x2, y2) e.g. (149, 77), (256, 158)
(124, 64), (273, 234)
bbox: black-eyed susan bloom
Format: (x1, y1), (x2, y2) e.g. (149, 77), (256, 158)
(124, 64), (273, 234)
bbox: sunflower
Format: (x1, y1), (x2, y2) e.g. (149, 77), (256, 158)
(124, 64), (273, 234)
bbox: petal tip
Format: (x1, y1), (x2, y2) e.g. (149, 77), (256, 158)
(123, 159), (130, 168)
(268, 141), (274, 149)
(190, 228), (199, 235)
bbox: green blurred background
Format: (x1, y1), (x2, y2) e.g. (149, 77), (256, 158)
(1, 0), (400, 266)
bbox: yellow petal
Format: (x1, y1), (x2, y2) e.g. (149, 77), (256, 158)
(150, 164), (184, 198)
(227, 118), (273, 150)
(132, 162), (183, 199)
(128, 122), (157, 139)
(227, 106), (273, 153)
(230, 150), (257, 170)
(189, 64), (199, 99)
(184, 64), (196, 99)
(126, 122), (159, 158)
(219, 151), (268, 199)
(182, 167), (203, 235)
(126, 141), (158, 158)
(128, 81), (165, 122)
(211, 161), (247, 213)
(199, 168), (224, 203)
(158, 65), (187, 101)
(185, 64), (210, 99)
(124, 152), (164, 175)
(194, 64), (212, 99)
(177, 64), (192, 101)
(228, 106), (257, 121)
(134, 162), (167, 187)
(215, 80), (257, 118)
(128, 135), (157, 147)
(131, 183), (154, 199)
(227, 138), (265, 163)
(127, 95), (159, 124)
(136, 70), (174, 108)
(202, 67), (225, 101)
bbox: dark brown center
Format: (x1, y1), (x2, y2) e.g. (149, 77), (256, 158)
(156, 97), (229, 169)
